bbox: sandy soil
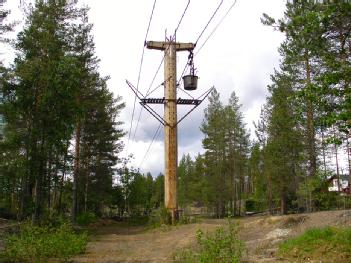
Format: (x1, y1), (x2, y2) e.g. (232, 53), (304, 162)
(44, 209), (351, 262)
(239, 209), (351, 262)
(72, 220), (224, 263)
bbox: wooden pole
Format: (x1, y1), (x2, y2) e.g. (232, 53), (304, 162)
(147, 37), (194, 224)
(164, 39), (178, 223)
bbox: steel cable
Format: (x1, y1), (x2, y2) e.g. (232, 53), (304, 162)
(139, 123), (162, 169)
(126, 0), (157, 155)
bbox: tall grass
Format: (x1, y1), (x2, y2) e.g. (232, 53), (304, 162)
(174, 220), (245, 263)
(3, 223), (88, 263)
(279, 226), (351, 262)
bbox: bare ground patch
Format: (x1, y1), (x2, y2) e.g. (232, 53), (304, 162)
(71, 210), (351, 263)
(72, 220), (224, 263)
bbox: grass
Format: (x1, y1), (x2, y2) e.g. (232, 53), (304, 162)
(174, 220), (245, 263)
(1, 223), (88, 263)
(278, 226), (351, 262)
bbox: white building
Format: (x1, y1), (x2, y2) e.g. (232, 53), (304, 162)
(328, 174), (349, 193)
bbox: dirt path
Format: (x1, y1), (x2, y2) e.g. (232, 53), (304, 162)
(72, 210), (351, 263)
(239, 209), (351, 262)
(73, 220), (224, 263)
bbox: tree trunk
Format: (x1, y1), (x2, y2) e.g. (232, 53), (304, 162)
(72, 122), (81, 223)
(305, 56), (316, 178)
(347, 136), (351, 194)
(47, 151), (52, 214)
(280, 190), (287, 215)
(32, 138), (45, 225)
(321, 129), (327, 179)
(334, 137), (341, 192)
(268, 175), (273, 215)
(84, 168), (89, 213)
(58, 144), (68, 214)
(19, 172), (31, 220)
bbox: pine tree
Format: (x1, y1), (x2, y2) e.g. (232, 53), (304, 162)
(225, 91), (250, 216)
(201, 88), (249, 217)
(79, 84), (125, 215)
(178, 154), (194, 207)
(1, 0), (82, 223)
(262, 1), (325, 178)
(265, 72), (303, 214)
(201, 88), (227, 217)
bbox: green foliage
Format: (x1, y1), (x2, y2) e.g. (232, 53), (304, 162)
(119, 168), (159, 216)
(0, 0), (126, 223)
(76, 212), (97, 226)
(147, 206), (173, 228)
(3, 223), (87, 263)
(200, 89), (250, 217)
(178, 214), (200, 225)
(174, 220), (245, 263)
(158, 206), (171, 225)
(245, 199), (266, 212)
(279, 226), (351, 261)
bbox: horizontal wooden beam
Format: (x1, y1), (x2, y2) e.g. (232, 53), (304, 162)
(146, 41), (195, 51)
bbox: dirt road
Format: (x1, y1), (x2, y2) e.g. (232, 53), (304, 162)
(73, 210), (351, 263)
(72, 220), (224, 263)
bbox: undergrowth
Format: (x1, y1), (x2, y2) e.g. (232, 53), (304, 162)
(76, 212), (97, 226)
(278, 226), (351, 262)
(2, 223), (88, 263)
(147, 206), (200, 230)
(174, 220), (245, 263)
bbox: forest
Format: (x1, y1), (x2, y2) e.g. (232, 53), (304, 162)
(178, 1), (351, 217)
(0, 0), (350, 224)
(0, 0), (350, 261)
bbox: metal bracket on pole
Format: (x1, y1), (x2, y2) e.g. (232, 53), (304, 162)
(126, 80), (168, 126)
(176, 86), (214, 126)
(126, 79), (213, 128)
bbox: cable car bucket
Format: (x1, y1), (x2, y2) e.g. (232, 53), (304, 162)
(183, 51), (198, 91)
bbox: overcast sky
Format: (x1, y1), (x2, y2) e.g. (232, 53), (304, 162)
(4, 0), (288, 176)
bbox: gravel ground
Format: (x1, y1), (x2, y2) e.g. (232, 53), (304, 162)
(2, 209), (350, 262)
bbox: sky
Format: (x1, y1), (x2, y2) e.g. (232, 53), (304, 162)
(3, 0), (287, 176)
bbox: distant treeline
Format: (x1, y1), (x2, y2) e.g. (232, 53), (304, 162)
(177, 1), (351, 217)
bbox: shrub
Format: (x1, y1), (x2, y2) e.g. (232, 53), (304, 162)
(76, 212), (97, 226)
(159, 206), (172, 225)
(174, 220), (245, 263)
(148, 206), (172, 228)
(178, 214), (200, 225)
(3, 223), (88, 263)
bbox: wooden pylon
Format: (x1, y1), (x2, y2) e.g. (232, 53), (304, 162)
(146, 37), (194, 224)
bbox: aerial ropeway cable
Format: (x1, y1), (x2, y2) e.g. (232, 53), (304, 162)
(178, 0), (238, 88)
(126, 0), (158, 156)
(133, 0), (193, 141)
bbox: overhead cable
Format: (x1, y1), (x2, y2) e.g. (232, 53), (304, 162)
(133, 44), (168, 141)
(139, 123), (162, 169)
(178, 0), (238, 87)
(127, 0), (157, 155)
(195, 0), (238, 55)
(194, 0), (223, 45)
(173, 0), (191, 37)
(134, 0), (192, 141)
(177, 0), (224, 88)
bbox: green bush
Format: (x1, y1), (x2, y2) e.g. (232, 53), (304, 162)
(279, 226), (351, 261)
(178, 214), (200, 225)
(148, 206), (172, 228)
(3, 223), (88, 263)
(76, 212), (97, 226)
(159, 206), (172, 225)
(174, 220), (245, 263)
